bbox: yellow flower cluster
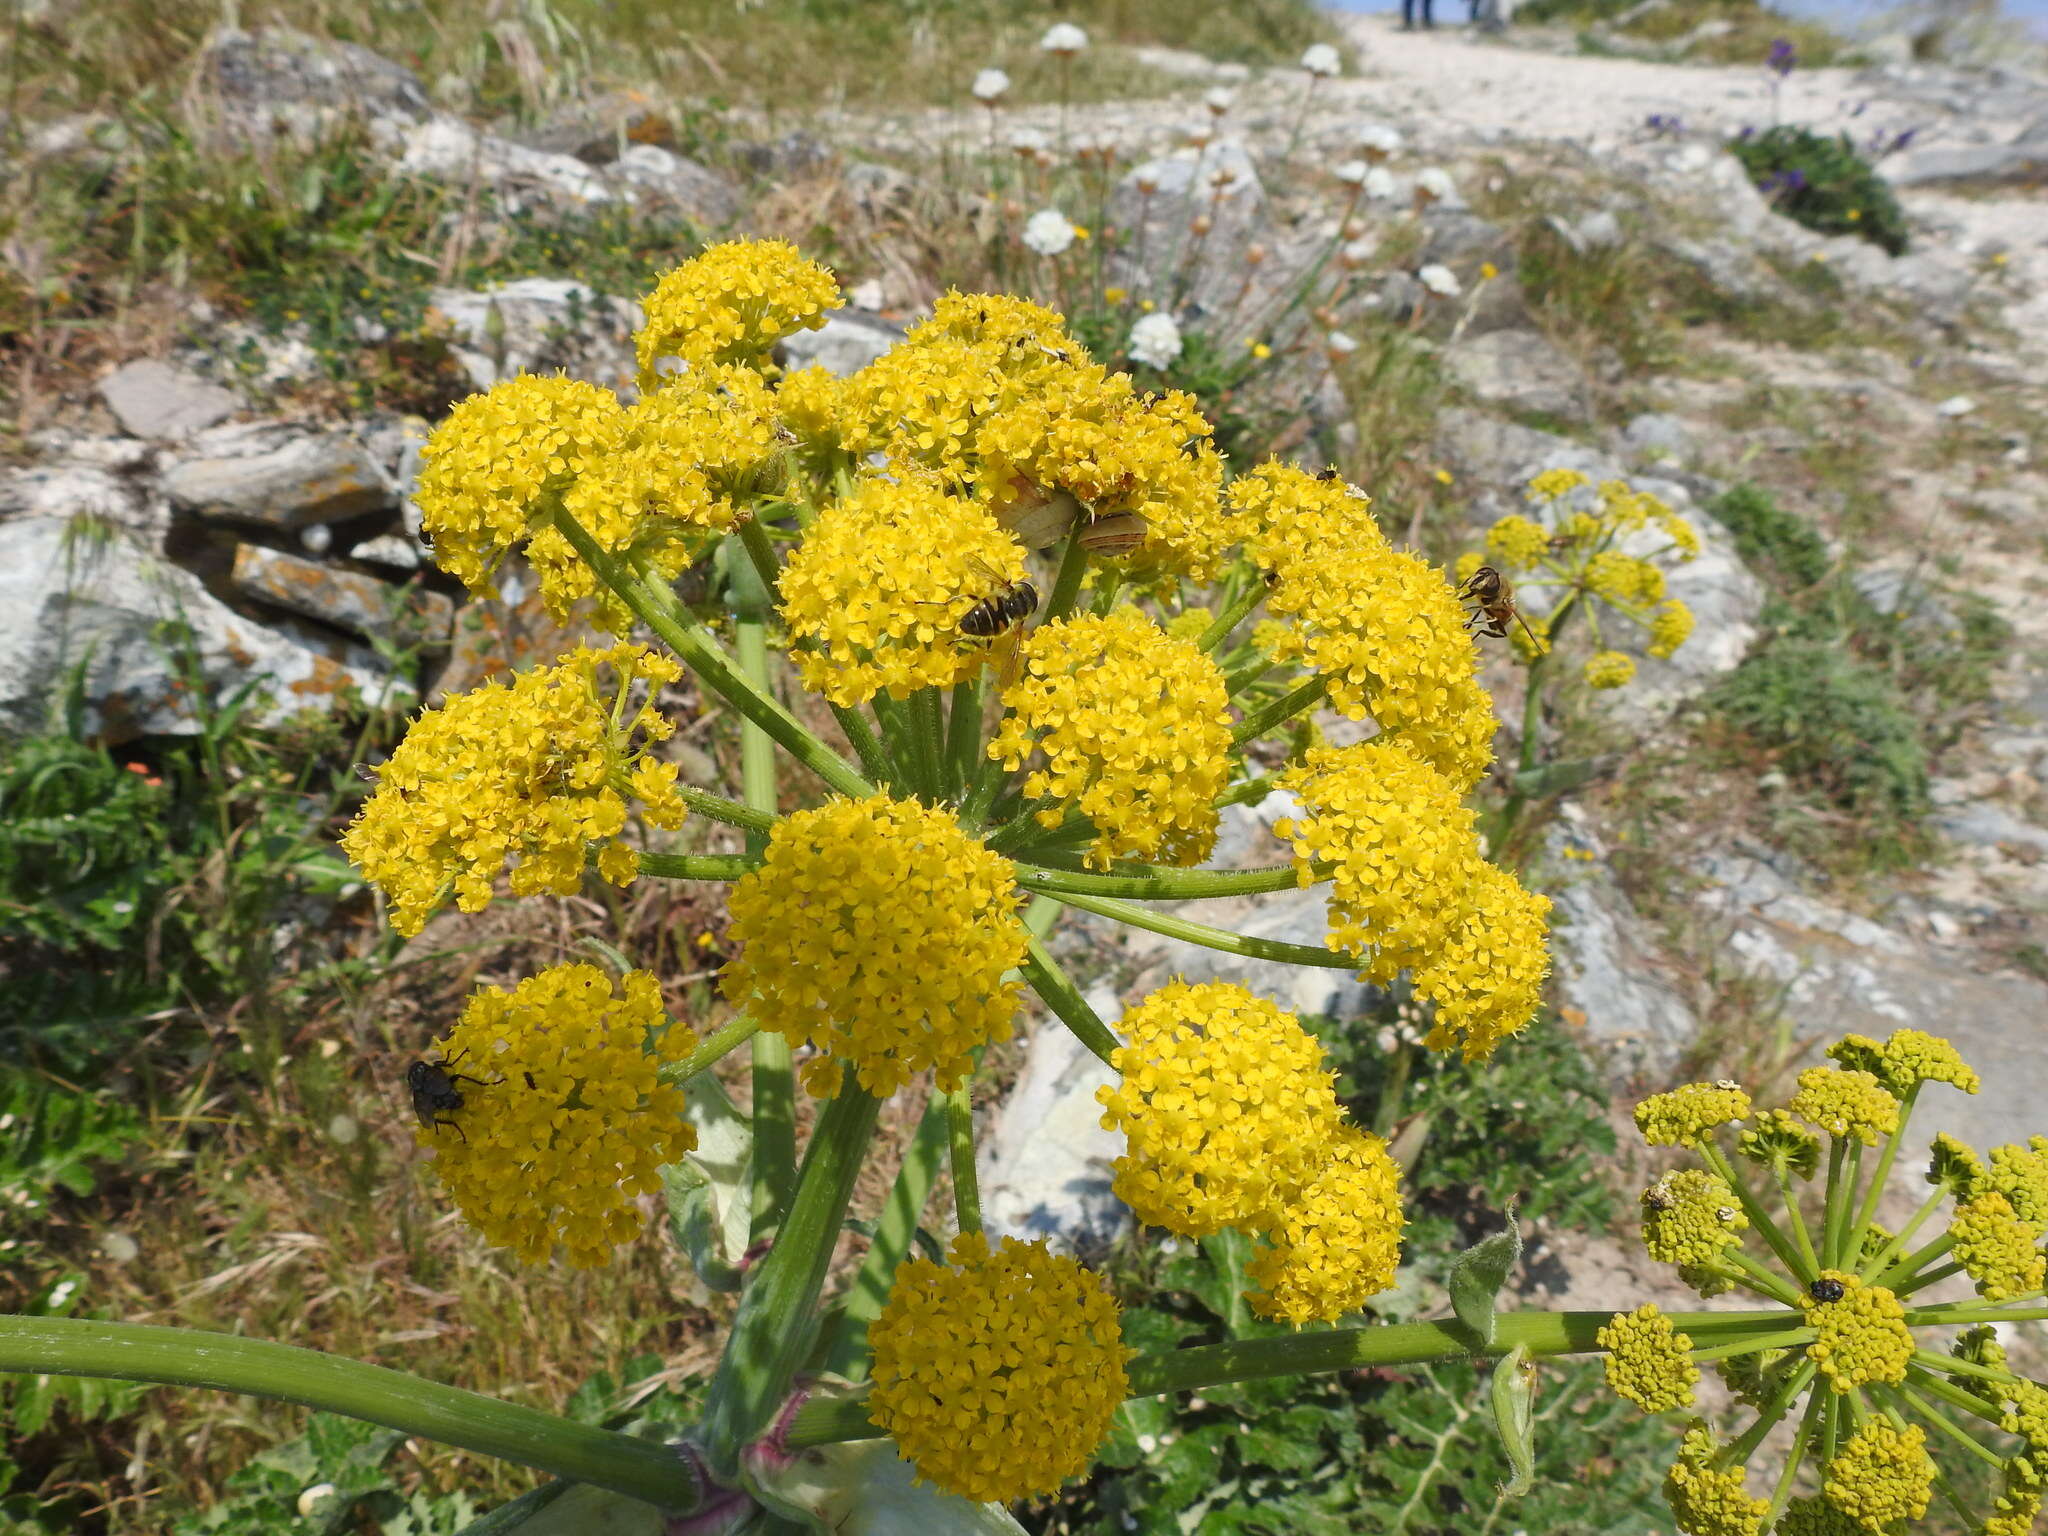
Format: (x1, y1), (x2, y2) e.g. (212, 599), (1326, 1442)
(1641, 1168), (1747, 1287)
(1774, 1496), (1865, 1536)
(1929, 1131), (1988, 1195)
(1648, 599), (1695, 659)
(1232, 463), (1496, 789)
(1828, 1028), (1982, 1097)
(413, 373), (623, 602)
(1273, 740), (1481, 982)
(423, 965), (695, 1267)
(1412, 862), (1554, 1062)
(634, 237), (839, 377)
(1246, 1125), (1404, 1325)
(1596, 1305), (1699, 1413)
(1737, 1109), (1820, 1178)
(868, 1232), (1131, 1504)
(1984, 1459), (2045, 1536)
(1529, 467), (1591, 501)
(777, 475), (1030, 706)
(1635, 1082), (1753, 1148)
(1584, 650), (1636, 690)
(1587, 550), (1667, 605)
(340, 645), (687, 936)
(1664, 1424), (1768, 1536)
(1097, 981), (1344, 1235)
(1790, 1066), (1899, 1147)
(1988, 1137), (2048, 1225)
(1483, 513), (1549, 570)
(988, 609), (1232, 868)
(1822, 1419), (1933, 1531)
(1951, 1192), (2047, 1300)
(1799, 1272), (1912, 1392)
(723, 795), (1026, 1098)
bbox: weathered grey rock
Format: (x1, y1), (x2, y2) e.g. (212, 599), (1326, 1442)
(608, 144), (742, 225)
(98, 360), (243, 440)
(0, 458), (162, 541)
(1936, 801), (2048, 858)
(427, 278), (641, 392)
(1444, 329), (1588, 420)
(165, 427), (388, 529)
(779, 312), (902, 378)
(1110, 141), (1266, 311)
(196, 26), (431, 141)
(1621, 412), (1691, 464)
(349, 533), (424, 570)
(232, 544), (453, 640)
(1852, 567), (1963, 636)
(0, 516), (401, 741)
(1887, 137), (2048, 186)
(396, 116), (616, 209)
(981, 987), (1128, 1254)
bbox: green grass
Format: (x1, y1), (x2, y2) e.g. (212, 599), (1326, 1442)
(1511, 0), (1850, 65)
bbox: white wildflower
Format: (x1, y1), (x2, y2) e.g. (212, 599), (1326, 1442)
(1023, 208), (1078, 256)
(1040, 22), (1089, 55)
(1936, 395), (1976, 418)
(1358, 123), (1404, 159)
(1416, 166), (1458, 202)
(1334, 159), (1369, 186)
(1364, 165), (1398, 201)
(1418, 263), (1461, 297)
(1009, 126), (1049, 155)
(1338, 236), (1376, 269)
(1128, 312), (1185, 369)
(1205, 86), (1237, 116)
(1327, 329), (1360, 356)
(1302, 43), (1343, 77)
(972, 67), (1011, 102)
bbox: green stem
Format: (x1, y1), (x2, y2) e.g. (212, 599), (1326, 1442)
(1720, 1247), (1805, 1307)
(1848, 1082), (1919, 1259)
(1913, 1349), (2010, 1386)
(637, 853), (759, 881)
(549, 504), (871, 799)
(830, 700), (894, 785)
(672, 785), (776, 835)
(911, 686), (948, 800)
(0, 1318), (694, 1508)
(1777, 1165), (1821, 1277)
(1909, 1304), (2048, 1326)
(1875, 1232), (1956, 1291)
(1232, 673), (1330, 745)
(661, 1014), (766, 1085)
(1861, 1184), (1951, 1282)
(1036, 887), (1355, 972)
(1906, 1363), (2015, 1428)
(1700, 1141), (1808, 1282)
(944, 677), (984, 799)
(1726, 1359), (1817, 1464)
(1892, 1257), (1963, 1299)
(819, 1095), (948, 1380)
(1894, 1383), (2009, 1468)
(1040, 531), (1090, 625)
(1770, 1390), (1825, 1520)
(1214, 772), (1283, 811)
(948, 1081), (982, 1237)
(736, 517), (784, 598)
(1686, 1328), (1815, 1364)
(1821, 1139), (1849, 1269)
(734, 605), (795, 1234)
(1196, 576), (1266, 654)
(1019, 935), (1122, 1066)
(1013, 862), (1308, 901)
(699, 1083), (882, 1474)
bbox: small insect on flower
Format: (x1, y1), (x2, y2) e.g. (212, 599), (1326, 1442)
(1456, 565), (1548, 654)
(953, 553), (1040, 639)
(1810, 1277), (1847, 1303)
(406, 1053), (500, 1143)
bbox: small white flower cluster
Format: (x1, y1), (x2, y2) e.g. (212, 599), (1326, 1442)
(972, 67), (1010, 102)
(1023, 208), (1079, 256)
(1127, 312), (1184, 369)
(1302, 42), (1343, 77)
(1418, 263), (1461, 297)
(1040, 22), (1089, 55)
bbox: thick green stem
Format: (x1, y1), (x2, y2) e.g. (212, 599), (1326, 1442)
(1895, 1383), (2009, 1468)
(0, 1318), (693, 1508)
(1019, 935), (1122, 1066)
(948, 1082), (982, 1238)
(1040, 531), (1090, 626)
(1013, 862), (1308, 902)
(1232, 673), (1330, 744)
(549, 505), (871, 799)
(1700, 1141), (1808, 1282)
(1777, 1165), (1821, 1277)
(661, 1014), (765, 1086)
(1727, 1359), (1817, 1464)
(1196, 577), (1266, 655)
(671, 785), (776, 835)
(699, 1085), (882, 1474)
(1849, 1082), (1919, 1258)
(944, 677), (984, 798)
(1821, 1139), (1849, 1269)
(637, 853), (759, 881)
(1036, 888), (1355, 972)
(911, 686), (948, 800)
(1861, 1184), (1951, 1283)
(820, 1096), (948, 1379)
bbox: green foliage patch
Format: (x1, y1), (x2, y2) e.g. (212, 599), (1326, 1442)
(1726, 126), (1910, 255)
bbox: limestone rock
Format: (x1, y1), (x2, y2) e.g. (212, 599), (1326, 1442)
(232, 544), (453, 641)
(164, 426), (388, 529)
(0, 457), (162, 543)
(1110, 141), (1266, 311)
(395, 116), (615, 209)
(427, 278), (641, 392)
(1444, 329), (1588, 420)
(0, 516), (401, 741)
(608, 144), (742, 226)
(196, 26), (431, 141)
(98, 361), (243, 440)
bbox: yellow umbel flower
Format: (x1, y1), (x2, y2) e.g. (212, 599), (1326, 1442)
(1584, 650), (1637, 690)
(1587, 550), (1666, 605)
(1405, 673), (1501, 790)
(1799, 1272), (1912, 1392)
(988, 608), (1232, 869)
(1097, 981), (1344, 1236)
(1827, 1028), (1980, 1099)
(774, 363), (849, 473)
(777, 474), (1029, 706)
(1737, 1109), (1821, 1179)
(1790, 1066), (1899, 1147)
(341, 645), (687, 936)
(1483, 514), (1549, 570)
(1984, 1457), (2045, 1536)
(1648, 599), (1695, 659)
(423, 965), (695, 1268)
(1273, 740), (1482, 981)
(839, 333), (1020, 484)
(1822, 1418), (1934, 1531)
(1988, 1138), (2048, 1225)
(907, 289), (1081, 362)
(414, 373), (623, 600)
(1246, 1124), (1404, 1325)
(1412, 861), (1552, 1061)
(1641, 1169), (1747, 1293)
(1930, 1131), (1989, 1196)
(1597, 1305), (1699, 1413)
(867, 1232), (1130, 1504)
(723, 796), (1025, 1098)
(1635, 1082), (1753, 1149)
(1229, 461), (1383, 559)
(978, 365), (1232, 580)
(1951, 1192), (2047, 1301)
(2005, 1380), (2048, 1454)
(1528, 467), (1591, 501)
(1774, 1495), (1865, 1536)
(548, 362), (781, 631)
(1664, 1423), (1768, 1536)
(634, 238), (839, 377)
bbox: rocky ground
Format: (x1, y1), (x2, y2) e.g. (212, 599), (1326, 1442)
(8, 7), (2048, 1326)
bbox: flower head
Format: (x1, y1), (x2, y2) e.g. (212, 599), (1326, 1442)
(1950, 1192), (2046, 1301)
(1823, 1419), (1933, 1530)
(972, 67), (1010, 101)
(1989, 1137), (2048, 1225)
(777, 474), (1029, 706)
(1648, 599), (1695, 658)
(1641, 1168), (1747, 1287)
(1598, 1305), (1699, 1413)
(1635, 1081), (1753, 1148)
(1799, 1272), (1912, 1392)
(635, 239), (840, 379)
(1358, 123), (1403, 158)
(1585, 650), (1637, 690)
(1791, 1066), (1900, 1146)
(1417, 263), (1462, 298)
(1127, 310), (1185, 369)
(1929, 1131), (1988, 1195)
(1484, 514), (1550, 570)
(1246, 1125), (1404, 1325)
(1664, 1424), (1768, 1536)
(1023, 208), (1079, 257)
(989, 609), (1232, 868)
(341, 645), (686, 936)
(1830, 1028), (1980, 1098)
(422, 965), (695, 1267)
(1040, 21), (1089, 54)
(1098, 981), (1344, 1236)
(1301, 42), (1342, 76)
(1737, 1109), (1821, 1179)
(868, 1233), (1129, 1503)
(1416, 167), (1458, 203)
(1412, 861), (1552, 1061)
(723, 796), (1025, 1098)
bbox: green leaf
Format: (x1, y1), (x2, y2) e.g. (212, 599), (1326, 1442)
(663, 1074), (754, 1292)
(476, 1483), (663, 1535)
(1509, 757), (1606, 800)
(1488, 1344), (1536, 1498)
(1446, 1207), (1521, 1350)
